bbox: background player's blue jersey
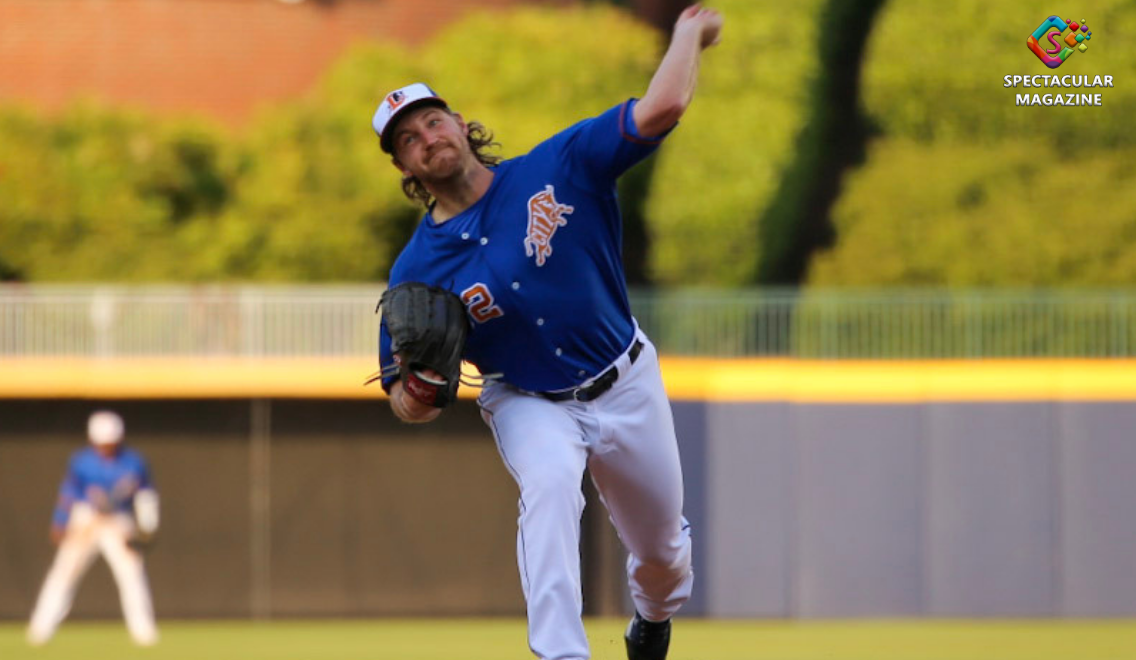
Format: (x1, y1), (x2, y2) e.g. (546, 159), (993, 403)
(380, 99), (670, 393)
(52, 446), (153, 527)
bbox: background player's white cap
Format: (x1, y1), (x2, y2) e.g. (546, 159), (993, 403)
(372, 82), (448, 154)
(88, 410), (124, 446)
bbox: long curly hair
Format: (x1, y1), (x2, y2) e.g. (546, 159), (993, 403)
(399, 117), (502, 207)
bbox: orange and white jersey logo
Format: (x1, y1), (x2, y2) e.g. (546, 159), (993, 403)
(524, 185), (574, 267)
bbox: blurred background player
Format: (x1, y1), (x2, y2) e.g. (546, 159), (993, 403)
(26, 410), (160, 647)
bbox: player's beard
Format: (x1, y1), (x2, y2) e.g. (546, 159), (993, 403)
(417, 141), (471, 187)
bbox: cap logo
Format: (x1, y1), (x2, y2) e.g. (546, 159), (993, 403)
(386, 91), (407, 111)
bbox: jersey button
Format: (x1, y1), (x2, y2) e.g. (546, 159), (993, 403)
(479, 237), (489, 245)
(536, 318), (545, 326)
(461, 232), (470, 240)
(578, 370), (586, 377)
(511, 281), (520, 290)
(555, 348), (563, 357)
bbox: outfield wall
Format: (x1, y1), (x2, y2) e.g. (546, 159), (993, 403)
(692, 400), (1136, 618)
(1, 359), (1134, 619)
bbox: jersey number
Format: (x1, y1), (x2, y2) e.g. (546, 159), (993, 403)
(461, 283), (504, 324)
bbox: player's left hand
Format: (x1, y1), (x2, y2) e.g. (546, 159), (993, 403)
(378, 282), (470, 409)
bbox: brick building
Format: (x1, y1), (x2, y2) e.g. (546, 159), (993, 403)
(0, 0), (571, 125)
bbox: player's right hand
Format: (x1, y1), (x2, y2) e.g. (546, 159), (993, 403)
(390, 379), (443, 424)
(675, 4), (723, 49)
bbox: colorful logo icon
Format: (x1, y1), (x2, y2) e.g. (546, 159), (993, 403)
(1028, 16), (1092, 68)
(386, 90), (406, 110)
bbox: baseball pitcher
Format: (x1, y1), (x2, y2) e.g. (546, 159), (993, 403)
(370, 6), (723, 659)
(27, 410), (159, 647)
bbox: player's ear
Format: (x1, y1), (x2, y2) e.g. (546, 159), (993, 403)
(451, 112), (468, 135)
(391, 156), (410, 176)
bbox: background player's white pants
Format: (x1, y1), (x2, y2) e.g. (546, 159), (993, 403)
(479, 330), (693, 660)
(27, 503), (158, 646)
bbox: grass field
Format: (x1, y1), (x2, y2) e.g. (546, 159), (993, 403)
(2, 618), (1135, 660)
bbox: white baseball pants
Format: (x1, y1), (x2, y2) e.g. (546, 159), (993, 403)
(27, 502), (158, 646)
(479, 330), (694, 660)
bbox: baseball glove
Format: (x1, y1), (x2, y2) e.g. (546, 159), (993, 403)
(376, 282), (469, 408)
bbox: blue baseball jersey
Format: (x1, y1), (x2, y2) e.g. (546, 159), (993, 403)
(380, 99), (670, 393)
(52, 446), (153, 527)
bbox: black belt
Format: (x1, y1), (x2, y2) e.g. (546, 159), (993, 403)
(540, 339), (644, 403)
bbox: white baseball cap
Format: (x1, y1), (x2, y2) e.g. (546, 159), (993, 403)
(88, 410), (124, 446)
(372, 82), (448, 153)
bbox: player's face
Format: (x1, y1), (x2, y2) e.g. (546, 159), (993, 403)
(94, 443), (120, 458)
(390, 106), (472, 181)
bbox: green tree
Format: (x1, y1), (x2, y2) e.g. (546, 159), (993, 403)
(809, 139), (1136, 286)
(808, 0), (1136, 287)
(0, 6), (665, 284)
(0, 104), (235, 282)
(194, 42), (424, 281)
(644, 0), (825, 285)
(755, 0), (888, 285)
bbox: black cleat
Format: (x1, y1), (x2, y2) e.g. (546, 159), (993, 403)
(624, 611), (671, 660)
